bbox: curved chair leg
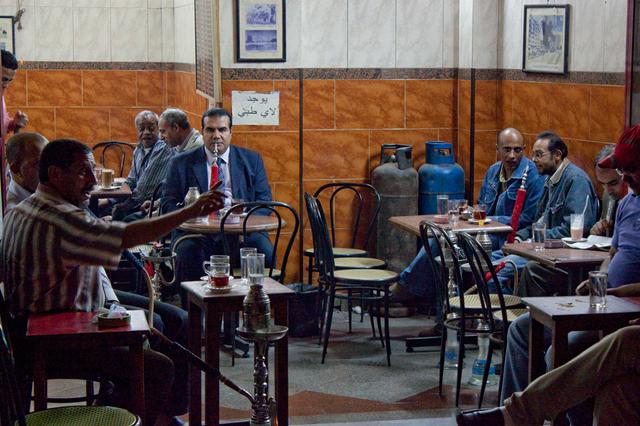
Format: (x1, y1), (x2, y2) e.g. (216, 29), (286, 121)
(478, 339), (494, 409)
(318, 287), (328, 346)
(347, 289), (353, 334)
(455, 328), (465, 407)
(321, 285), (337, 364)
(360, 292), (365, 323)
(367, 292), (377, 339)
(384, 284), (391, 366)
(376, 291), (384, 347)
(497, 341), (506, 403)
(438, 327), (447, 396)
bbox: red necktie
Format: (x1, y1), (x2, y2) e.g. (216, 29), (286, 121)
(210, 163), (219, 190)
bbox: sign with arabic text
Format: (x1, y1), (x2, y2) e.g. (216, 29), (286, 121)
(231, 91), (280, 125)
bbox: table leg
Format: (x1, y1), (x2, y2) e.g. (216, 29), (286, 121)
(130, 338), (145, 424)
(205, 307), (222, 426)
(528, 316), (546, 382)
(273, 299), (289, 426)
(551, 323), (569, 368)
(33, 346), (47, 412)
(188, 300), (203, 426)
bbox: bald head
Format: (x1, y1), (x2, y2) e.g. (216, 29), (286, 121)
(6, 132), (48, 192)
(497, 128), (525, 176)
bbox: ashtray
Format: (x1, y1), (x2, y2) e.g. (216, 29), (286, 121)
(97, 312), (131, 328)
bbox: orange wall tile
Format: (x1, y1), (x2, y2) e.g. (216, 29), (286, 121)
(302, 80), (334, 129)
(512, 82), (550, 134)
(27, 70), (82, 107)
(303, 130), (370, 180)
(590, 85), (625, 143)
(335, 80), (404, 129)
(547, 83), (591, 140)
(238, 131), (300, 183)
(406, 79), (456, 129)
(474, 80), (498, 131)
(20, 107), (55, 141)
(56, 107), (110, 143)
(369, 129), (439, 170)
(137, 71), (166, 107)
(4, 70), (26, 107)
(83, 71), (137, 106)
(458, 80), (471, 131)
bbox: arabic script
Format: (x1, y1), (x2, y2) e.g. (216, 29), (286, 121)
(232, 91), (280, 125)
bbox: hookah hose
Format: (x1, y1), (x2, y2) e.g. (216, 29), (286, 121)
(151, 327), (255, 403)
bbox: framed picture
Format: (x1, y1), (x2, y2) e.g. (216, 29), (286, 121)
(0, 16), (15, 54)
(522, 5), (569, 74)
(235, 0), (286, 62)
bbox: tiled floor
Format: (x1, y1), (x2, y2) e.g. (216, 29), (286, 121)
(45, 309), (500, 425)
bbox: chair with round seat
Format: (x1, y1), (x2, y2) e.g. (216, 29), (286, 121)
(92, 141), (136, 178)
(305, 193), (398, 365)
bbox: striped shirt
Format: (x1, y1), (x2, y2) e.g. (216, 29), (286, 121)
(3, 186), (126, 316)
(125, 139), (168, 192)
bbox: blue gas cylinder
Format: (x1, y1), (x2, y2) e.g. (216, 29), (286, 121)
(418, 141), (465, 214)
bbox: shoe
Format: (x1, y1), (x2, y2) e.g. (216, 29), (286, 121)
(418, 324), (442, 337)
(456, 407), (505, 426)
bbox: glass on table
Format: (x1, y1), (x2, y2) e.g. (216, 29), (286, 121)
(588, 271), (607, 309)
(473, 204), (487, 225)
(240, 247), (258, 285)
(570, 214), (585, 241)
(532, 222), (546, 251)
(94, 164), (103, 182)
(447, 199), (460, 226)
(202, 255), (231, 288)
(247, 253), (266, 287)
(437, 194), (449, 216)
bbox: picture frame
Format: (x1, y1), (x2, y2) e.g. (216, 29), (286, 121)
(522, 5), (569, 74)
(0, 16), (15, 54)
(235, 0), (286, 63)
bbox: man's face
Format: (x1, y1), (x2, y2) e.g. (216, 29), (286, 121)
(2, 67), (15, 90)
(135, 115), (159, 148)
(158, 118), (181, 147)
(497, 134), (525, 174)
(595, 166), (626, 200)
(51, 152), (97, 208)
(203, 115), (232, 156)
(532, 139), (559, 175)
(17, 142), (44, 192)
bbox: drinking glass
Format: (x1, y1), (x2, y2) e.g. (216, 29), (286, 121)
(94, 164), (103, 182)
(457, 199), (469, 215)
(570, 214), (585, 241)
(437, 195), (449, 216)
(588, 271), (607, 309)
(473, 204), (487, 225)
(247, 253), (265, 287)
(202, 255), (231, 288)
(533, 222), (546, 251)
(240, 247), (258, 285)
(447, 199), (460, 226)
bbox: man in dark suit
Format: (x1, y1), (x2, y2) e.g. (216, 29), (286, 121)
(162, 108), (273, 304)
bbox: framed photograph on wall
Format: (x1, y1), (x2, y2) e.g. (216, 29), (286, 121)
(522, 5), (569, 74)
(235, 0), (286, 62)
(0, 16), (15, 54)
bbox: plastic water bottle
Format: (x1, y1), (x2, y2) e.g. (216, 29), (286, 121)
(469, 322), (497, 386)
(184, 186), (201, 223)
(443, 327), (459, 369)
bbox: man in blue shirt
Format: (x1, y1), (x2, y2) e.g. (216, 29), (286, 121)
(391, 128), (544, 334)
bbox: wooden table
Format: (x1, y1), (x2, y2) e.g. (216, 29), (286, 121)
(89, 184), (132, 212)
(388, 214), (512, 236)
(182, 278), (294, 426)
(26, 310), (149, 423)
(502, 242), (610, 293)
(179, 214), (283, 234)
(523, 296), (640, 381)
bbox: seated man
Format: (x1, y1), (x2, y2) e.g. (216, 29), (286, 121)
(5, 132), (47, 211)
(162, 108), (273, 306)
(3, 139), (224, 425)
(391, 128), (544, 309)
(111, 110), (175, 222)
(518, 144), (627, 297)
(497, 125), (640, 424)
(158, 107), (204, 153)
(492, 131), (598, 296)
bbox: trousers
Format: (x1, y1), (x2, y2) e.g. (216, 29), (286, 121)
(519, 260), (569, 296)
(504, 326), (640, 426)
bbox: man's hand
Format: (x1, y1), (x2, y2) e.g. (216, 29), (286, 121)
(13, 110), (28, 129)
(140, 200), (152, 212)
(576, 279), (589, 295)
(590, 219), (612, 236)
(607, 283), (640, 297)
(186, 190), (225, 218)
(630, 318), (640, 326)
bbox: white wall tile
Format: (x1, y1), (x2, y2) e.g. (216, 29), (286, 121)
(218, 0), (233, 67)
(73, 7), (110, 61)
(73, 0), (108, 6)
(0, 0), (32, 5)
(110, 7), (147, 61)
(443, 0), (459, 68)
(396, 0), (443, 68)
(148, 8), (162, 61)
(173, 4), (194, 63)
(570, 0), (605, 72)
(10, 5), (36, 60)
(162, 0), (173, 7)
(348, 0), (395, 68)
(148, 0), (162, 8)
(282, 0), (301, 67)
(161, 6), (174, 62)
(604, 0), (626, 72)
(35, 7), (74, 60)
(472, 0), (498, 68)
(111, 0), (146, 7)
(173, 0), (191, 7)
(301, 0), (347, 68)
(458, 0), (473, 68)
(36, 0), (71, 6)
(498, 0), (523, 69)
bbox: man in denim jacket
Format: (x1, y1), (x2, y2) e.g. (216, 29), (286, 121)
(477, 128), (545, 249)
(492, 131), (598, 295)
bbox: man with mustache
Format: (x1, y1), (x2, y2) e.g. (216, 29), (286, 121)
(162, 108), (273, 307)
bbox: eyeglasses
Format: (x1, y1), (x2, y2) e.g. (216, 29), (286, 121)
(616, 165), (638, 176)
(499, 147), (524, 154)
(532, 151), (551, 160)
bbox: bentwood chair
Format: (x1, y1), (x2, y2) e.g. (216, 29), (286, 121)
(457, 232), (527, 408)
(92, 141), (136, 177)
(0, 316), (140, 426)
(305, 193), (398, 365)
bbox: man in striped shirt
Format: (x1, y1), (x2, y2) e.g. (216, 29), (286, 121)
(3, 139), (224, 424)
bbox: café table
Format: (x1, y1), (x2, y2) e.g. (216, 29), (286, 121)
(178, 214), (283, 234)
(388, 214), (513, 237)
(26, 310), (149, 423)
(89, 184), (132, 213)
(182, 278), (294, 426)
(502, 242), (610, 294)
